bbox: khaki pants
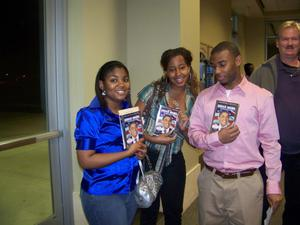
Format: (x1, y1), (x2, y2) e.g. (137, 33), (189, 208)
(198, 167), (263, 225)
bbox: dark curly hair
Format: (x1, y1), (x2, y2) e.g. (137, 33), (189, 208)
(153, 47), (199, 102)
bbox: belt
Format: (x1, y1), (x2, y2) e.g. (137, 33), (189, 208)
(205, 164), (256, 179)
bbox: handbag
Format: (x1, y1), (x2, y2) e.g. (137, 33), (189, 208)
(135, 148), (168, 208)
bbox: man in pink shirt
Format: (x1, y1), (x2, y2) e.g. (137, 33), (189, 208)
(188, 41), (282, 225)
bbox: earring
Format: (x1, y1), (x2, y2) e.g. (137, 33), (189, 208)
(102, 90), (106, 96)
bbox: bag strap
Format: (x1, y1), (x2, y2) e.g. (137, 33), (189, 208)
(141, 144), (169, 175)
(138, 160), (145, 179)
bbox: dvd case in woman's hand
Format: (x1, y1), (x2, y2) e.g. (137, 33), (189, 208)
(119, 107), (144, 149)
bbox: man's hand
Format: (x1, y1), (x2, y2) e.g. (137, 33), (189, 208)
(267, 193), (283, 212)
(218, 124), (240, 144)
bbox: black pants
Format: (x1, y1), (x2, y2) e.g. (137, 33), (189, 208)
(282, 153), (300, 225)
(259, 163), (269, 225)
(140, 151), (186, 225)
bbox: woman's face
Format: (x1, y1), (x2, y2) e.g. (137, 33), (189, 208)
(165, 55), (190, 88)
(99, 67), (130, 104)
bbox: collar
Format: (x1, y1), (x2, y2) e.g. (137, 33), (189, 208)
(88, 96), (129, 111)
(215, 76), (248, 95)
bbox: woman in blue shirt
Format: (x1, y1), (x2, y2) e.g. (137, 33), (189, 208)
(74, 61), (147, 225)
(135, 48), (199, 225)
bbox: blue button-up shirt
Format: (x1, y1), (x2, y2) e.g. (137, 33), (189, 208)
(74, 97), (138, 195)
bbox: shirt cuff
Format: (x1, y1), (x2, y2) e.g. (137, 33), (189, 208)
(206, 132), (223, 148)
(266, 180), (281, 195)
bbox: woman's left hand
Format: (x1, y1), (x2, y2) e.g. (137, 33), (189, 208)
(178, 112), (189, 132)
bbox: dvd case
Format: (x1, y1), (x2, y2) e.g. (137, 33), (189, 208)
(154, 105), (179, 135)
(119, 107), (144, 149)
(210, 100), (239, 132)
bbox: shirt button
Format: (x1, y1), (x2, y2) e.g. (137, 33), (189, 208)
(225, 145), (228, 149)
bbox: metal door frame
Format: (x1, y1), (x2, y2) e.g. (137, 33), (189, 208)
(44, 0), (73, 224)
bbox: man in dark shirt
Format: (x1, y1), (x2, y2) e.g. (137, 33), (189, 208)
(251, 20), (300, 225)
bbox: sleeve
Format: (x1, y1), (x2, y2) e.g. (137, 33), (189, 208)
(137, 83), (155, 104)
(188, 94), (223, 150)
(250, 66), (275, 94)
(74, 108), (103, 150)
(250, 67), (262, 86)
(258, 94), (282, 194)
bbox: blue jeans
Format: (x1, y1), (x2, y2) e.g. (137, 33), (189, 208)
(80, 189), (138, 225)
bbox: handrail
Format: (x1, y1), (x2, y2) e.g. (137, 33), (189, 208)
(0, 130), (61, 152)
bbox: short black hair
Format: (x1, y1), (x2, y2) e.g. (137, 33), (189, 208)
(211, 41), (240, 58)
(244, 63), (254, 76)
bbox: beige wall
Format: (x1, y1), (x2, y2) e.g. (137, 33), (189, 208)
(200, 0), (232, 48)
(244, 17), (265, 68)
(199, 0), (265, 72)
(180, 0), (200, 76)
(179, 0), (202, 170)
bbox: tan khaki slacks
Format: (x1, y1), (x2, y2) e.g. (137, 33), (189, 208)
(198, 167), (263, 225)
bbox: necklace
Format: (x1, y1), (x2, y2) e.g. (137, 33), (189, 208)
(166, 92), (179, 109)
(289, 60), (300, 78)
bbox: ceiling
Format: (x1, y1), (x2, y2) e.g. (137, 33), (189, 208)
(231, 0), (300, 19)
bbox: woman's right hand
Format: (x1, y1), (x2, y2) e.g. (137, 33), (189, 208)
(127, 138), (147, 159)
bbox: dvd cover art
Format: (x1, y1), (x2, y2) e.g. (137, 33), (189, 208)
(210, 100), (239, 132)
(119, 107), (144, 149)
(154, 105), (179, 135)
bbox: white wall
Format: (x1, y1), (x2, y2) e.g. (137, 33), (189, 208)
(127, 0), (180, 104)
(68, 1), (127, 224)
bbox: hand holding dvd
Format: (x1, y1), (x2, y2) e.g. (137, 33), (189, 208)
(127, 138), (147, 159)
(178, 111), (189, 131)
(218, 124), (240, 144)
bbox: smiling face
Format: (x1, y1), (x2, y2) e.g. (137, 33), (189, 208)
(99, 67), (130, 105)
(211, 49), (242, 90)
(129, 122), (138, 138)
(276, 27), (300, 61)
(165, 55), (190, 88)
(162, 115), (172, 129)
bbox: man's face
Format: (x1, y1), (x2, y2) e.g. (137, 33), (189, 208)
(211, 49), (241, 90)
(162, 116), (171, 129)
(276, 27), (300, 60)
(219, 112), (229, 127)
(129, 123), (138, 137)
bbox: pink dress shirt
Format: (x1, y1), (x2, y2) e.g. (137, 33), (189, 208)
(188, 77), (282, 194)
